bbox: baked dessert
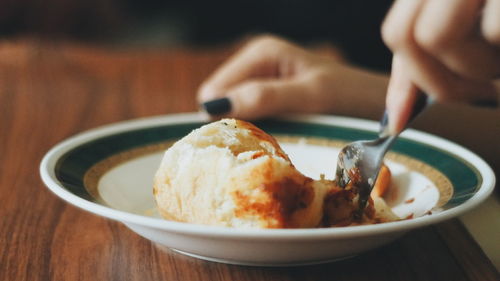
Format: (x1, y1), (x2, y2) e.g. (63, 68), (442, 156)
(153, 119), (398, 228)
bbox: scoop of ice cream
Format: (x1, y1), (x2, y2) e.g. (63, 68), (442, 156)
(153, 119), (398, 228)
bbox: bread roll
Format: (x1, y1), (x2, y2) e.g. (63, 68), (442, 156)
(153, 119), (398, 228)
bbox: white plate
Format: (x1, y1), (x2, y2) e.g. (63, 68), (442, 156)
(40, 113), (495, 266)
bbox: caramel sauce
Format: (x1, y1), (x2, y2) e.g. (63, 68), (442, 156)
(322, 186), (357, 226)
(405, 213), (414, 220)
(405, 198), (415, 204)
(235, 120), (290, 161)
(321, 181), (381, 227)
(251, 151), (266, 159)
(230, 120), (390, 228)
(233, 175), (314, 228)
(232, 158), (314, 228)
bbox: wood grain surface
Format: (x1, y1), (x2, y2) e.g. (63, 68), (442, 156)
(0, 40), (498, 281)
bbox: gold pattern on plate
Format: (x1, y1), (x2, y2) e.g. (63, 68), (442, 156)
(84, 136), (453, 208)
(83, 141), (176, 201)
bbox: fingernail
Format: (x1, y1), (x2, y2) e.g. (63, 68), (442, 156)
(201, 97), (232, 115)
(380, 110), (389, 128)
(379, 110), (390, 137)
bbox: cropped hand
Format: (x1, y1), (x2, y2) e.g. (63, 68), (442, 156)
(382, 0), (500, 133)
(198, 36), (388, 120)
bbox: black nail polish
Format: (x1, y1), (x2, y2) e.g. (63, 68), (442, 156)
(380, 110), (388, 128)
(408, 92), (429, 122)
(201, 97), (232, 115)
(379, 110), (390, 137)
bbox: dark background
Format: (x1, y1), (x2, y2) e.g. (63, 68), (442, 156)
(0, 0), (394, 72)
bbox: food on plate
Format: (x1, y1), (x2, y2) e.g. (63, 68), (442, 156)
(371, 164), (391, 198)
(153, 119), (399, 228)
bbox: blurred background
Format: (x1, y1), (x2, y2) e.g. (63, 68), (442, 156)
(0, 0), (393, 72)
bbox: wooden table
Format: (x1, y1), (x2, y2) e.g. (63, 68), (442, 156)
(1, 40), (498, 281)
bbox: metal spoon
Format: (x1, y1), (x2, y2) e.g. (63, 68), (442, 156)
(335, 92), (429, 218)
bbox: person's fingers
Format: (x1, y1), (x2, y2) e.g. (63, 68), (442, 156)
(198, 36), (303, 103)
(205, 70), (334, 120)
(482, 0), (500, 45)
(383, 0), (459, 101)
(383, 0), (498, 103)
(223, 79), (310, 120)
(385, 55), (420, 134)
(414, 0), (481, 50)
(414, 0), (500, 79)
(382, 0), (425, 50)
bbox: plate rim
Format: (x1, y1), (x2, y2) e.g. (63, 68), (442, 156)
(39, 112), (496, 239)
